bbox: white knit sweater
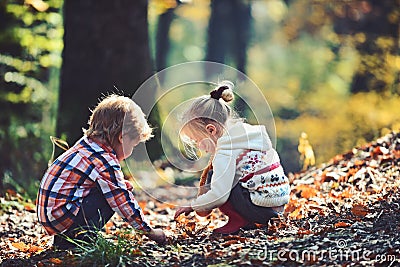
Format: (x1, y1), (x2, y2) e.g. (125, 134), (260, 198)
(191, 121), (290, 212)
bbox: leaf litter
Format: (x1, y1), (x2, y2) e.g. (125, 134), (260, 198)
(1, 131), (399, 266)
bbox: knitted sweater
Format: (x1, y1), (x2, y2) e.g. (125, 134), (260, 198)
(191, 121), (290, 212)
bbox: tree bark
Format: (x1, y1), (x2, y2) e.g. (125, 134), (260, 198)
(331, 0), (399, 94)
(57, 0), (153, 144)
(205, 0), (252, 117)
(155, 7), (176, 72)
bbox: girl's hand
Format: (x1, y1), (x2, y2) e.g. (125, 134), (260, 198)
(147, 228), (167, 245)
(174, 206), (193, 219)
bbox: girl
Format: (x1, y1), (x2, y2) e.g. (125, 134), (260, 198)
(174, 81), (290, 234)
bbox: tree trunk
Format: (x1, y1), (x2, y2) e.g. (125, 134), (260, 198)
(155, 7), (176, 72)
(57, 0), (153, 144)
(331, 0), (399, 94)
(205, 0), (252, 117)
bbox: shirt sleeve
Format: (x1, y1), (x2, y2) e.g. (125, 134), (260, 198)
(96, 164), (151, 232)
(191, 153), (237, 211)
(125, 180), (134, 191)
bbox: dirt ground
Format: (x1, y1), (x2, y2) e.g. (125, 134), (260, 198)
(1, 132), (399, 266)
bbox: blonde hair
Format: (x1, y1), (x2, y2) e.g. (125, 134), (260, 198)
(85, 94), (153, 146)
(181, 80), (236, 128)
(180, 81), (238, 159)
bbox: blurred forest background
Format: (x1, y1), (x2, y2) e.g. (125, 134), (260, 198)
(0, 0), (399, 198)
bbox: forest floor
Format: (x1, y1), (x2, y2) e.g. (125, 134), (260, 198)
(1, 132), (399, 267)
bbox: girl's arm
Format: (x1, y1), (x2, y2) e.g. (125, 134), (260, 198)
(191, 153), (237, 211)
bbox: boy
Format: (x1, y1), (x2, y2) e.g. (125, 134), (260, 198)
(37, 94), (166, 249)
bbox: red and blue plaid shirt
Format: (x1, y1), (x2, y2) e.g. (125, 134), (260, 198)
(37, 136), (151, 235)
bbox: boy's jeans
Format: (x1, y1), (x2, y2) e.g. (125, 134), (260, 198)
(53, 186), (114, 249)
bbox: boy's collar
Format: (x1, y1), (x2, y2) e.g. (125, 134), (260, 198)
(84, 136), (116, 155)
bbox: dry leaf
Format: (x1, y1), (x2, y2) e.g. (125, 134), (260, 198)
(105, 221), (114, 234)
(338, 188), (353, 199)
(289, 207), (303, 220)
(296, 185), (318, 199)
(351, 204), (369, 217)
(138, 201), (149, 215)
(49, 258), (63, 264)
(155, 202), (176, 209)
(6, 189), (17, 197)
(221, 239), (238, 247)
(354, 159), (365, 166)
(28, 245), (43, 253)
(334, 221), (351, 228)
(301, 187), (318, 199)
(24, 203), (36, 212)
(297, 229), (313, 235)
(11, 242), (29, 252)
(285, 200), (298, 213)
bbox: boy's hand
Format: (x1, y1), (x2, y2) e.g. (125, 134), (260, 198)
(174, 206), (193, 219)
(147, 228), (166, 245)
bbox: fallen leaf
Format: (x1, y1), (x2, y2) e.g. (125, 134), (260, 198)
(49, 258), (63, 265)
(205, 250), (226, 259)
(11, 242), (29, 252)
(138, 201), (149, 215)
(298, 229), (313, 235)
(289, 207), (303, 220)
(351, 204), (369, 217)
(221, 235), (248, 243)
(28, 245), (43, 253)
(131, 249), (142, 256)
(221, 240), (239, 247)
(297, 185), (318, 199)
(24, 203), (36, 212)
(338, 188), (353, 199)
(354, 159), (365, 166)
(105, 221), (114, 234)
(155, 202), (176, 209)
(372, 146), (383, 156)
(334, 222), (351, 228)
(186, 221), (196, 232)
(284, 200), (298, 213)
(6, 189), (17, 197)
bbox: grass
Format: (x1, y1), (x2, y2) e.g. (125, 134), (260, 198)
(62, 229), (145, 266)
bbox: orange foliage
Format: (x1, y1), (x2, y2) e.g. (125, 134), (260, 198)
(337, 187), (353, 199)
(334, 222), (351, 228)
(297, 229), (313, 235)
(11, 242), (29, 252)
(49, 258), (63, 265)
(296, 185), (318, 199)
(289, 207), (304, 220)
(138, 201), (149, 215)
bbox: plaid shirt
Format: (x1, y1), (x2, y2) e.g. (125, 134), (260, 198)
(37, 136), (151, 235)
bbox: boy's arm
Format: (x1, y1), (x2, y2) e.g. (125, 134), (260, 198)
(125, 180), (134, 191)
(96, 165), (151, 232)
(97, 169), (166, 244)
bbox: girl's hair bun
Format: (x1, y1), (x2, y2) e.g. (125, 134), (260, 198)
(210, 80), (234, 103)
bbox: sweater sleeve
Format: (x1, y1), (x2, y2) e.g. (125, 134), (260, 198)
(96, 163), (151, 232)
(191, 153), (237, 211)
